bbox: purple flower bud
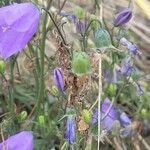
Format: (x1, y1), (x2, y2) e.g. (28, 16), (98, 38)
(92, 98), (119, 131)
(76, 20), (86, 35)
(120, 112), (132, 127)
(0, 3), (40, 59)
(119, 59), (134, 76)
(0, 131), (34, 150)
(114, 8), (132, 27)
(54, 68), (65, 92)
(66, 115), (76, 144)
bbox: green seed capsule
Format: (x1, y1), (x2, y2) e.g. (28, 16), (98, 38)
(82, 109), (92, 124)
(0, 60), (5, 74)
(51, 86), (60, 97)
(94, 29), (112, 49)
(90, 15), (99, 29)
(107, 84), (117, 97)
(75, 7), (85, 19)
(72, 51), (91, 76)
(20, 111), (27, 121)
(141, 109), (148, 118)
(38, 115), (45, 126)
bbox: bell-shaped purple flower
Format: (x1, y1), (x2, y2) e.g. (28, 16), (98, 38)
(120, 38), (141, 55)
(92, 98), (119, 131)
(0, 3), (40, 59)
(54, 68), (65, 92)
(120, 112), (132, 127)
(0, 131), (34, 150)
(66, 115), (76, 144)
(76, 20), (86, 36)
(114, 8), (132, 27)
(119, 59), (134, 76)
(127, 43), (141, 55)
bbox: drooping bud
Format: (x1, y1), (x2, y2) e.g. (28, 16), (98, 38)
(94, 29), (112, 50)
(0, 60), (5, 74)
(81, 109), (92, 124)
(66, 115), (76, 144)
(114, 8), (132, 27)
(53, 68), (65, 93)
(76, 20), (86, 36)
(72, 51), (91, 76)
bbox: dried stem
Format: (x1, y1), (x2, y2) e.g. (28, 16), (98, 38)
(98, 53), (102, 150)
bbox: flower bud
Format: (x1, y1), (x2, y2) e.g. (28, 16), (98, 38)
(72, 51), (91, 76)
(66, 115), (76, 144)
(81, 109), (92, 124)
(76, 20), (86, 35)
(38, 115), (45, 126)
(0, 60), (5, 74)
(141, 109), (148, 118)
(107, 84), (117, 97)
(51, 85), (60, 97)
(75, 7), (85, 19)
(114, 8), (132, 27)
(54, 68), (65, 93)
(94, 29), (112, 49)
(90, 15), (99, 29)
(20, 111), (27, 121)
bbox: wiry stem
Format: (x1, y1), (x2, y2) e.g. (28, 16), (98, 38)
(98, 0), (103, 149)
(98, 53), (102, 150)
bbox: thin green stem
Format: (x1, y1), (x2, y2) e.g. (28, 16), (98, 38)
(42, 8), (66, 45)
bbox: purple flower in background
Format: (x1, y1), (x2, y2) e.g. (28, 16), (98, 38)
(54, 68), (65, 92)
(127, 43), (141, 55)
(66, 115), (76, 144)
(0, 3), (40, 59)
(61, 12), (77, 23)
(114, 8), (132, 27)
(104, 68), (120, 84)
(119, 59), (134, 76)
(120, 38), (141, 55)
(76, 20), (86, 36)
(120, 112), (132, 127)
(92, 98), (119, 131)
(0, 131), (34, 150)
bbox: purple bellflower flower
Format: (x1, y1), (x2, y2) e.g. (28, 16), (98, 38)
(120, 38), (141, 55)
(0, 3), (40, 59)
(92, 98), (119, 131)
(0, 131), (34, 150)
(114, 8), (132, 27)
(119, 58), (134, 76)
(120, 112), (132, 127)
(75, 20), (86, 36)
(66, 115), (76, 145)
(54, 68), (65, 93)
(61, 12), (77, 24)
